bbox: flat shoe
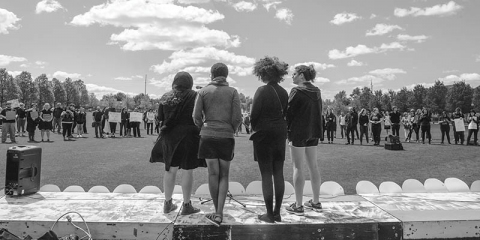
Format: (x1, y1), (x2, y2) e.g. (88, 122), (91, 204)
(258, 214), (274, 223)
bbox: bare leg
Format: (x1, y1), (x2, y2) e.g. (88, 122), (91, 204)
(46, 130), (50, 140)
(216, 159), (231, 215)
(163, 167), (178, 201)
(206, 159), (220, 212)
(305, 146), (320, 203)
(290, 145), (305, 207)
(41, 130), (45, 140)
(181, 169), (194, 203)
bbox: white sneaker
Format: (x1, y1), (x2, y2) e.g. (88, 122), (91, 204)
(80, 135), (83, 138)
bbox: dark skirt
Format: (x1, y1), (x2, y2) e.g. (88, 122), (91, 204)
(253, 141), (286, 163)
(198, 137), (235, 161)
(38, 121), (52, 130)
(150, 125), (206, 171)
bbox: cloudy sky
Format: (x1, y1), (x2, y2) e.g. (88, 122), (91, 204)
(1, 0), (479, 99)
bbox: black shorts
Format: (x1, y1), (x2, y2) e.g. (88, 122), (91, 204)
(290, 138), (319, 147)
(198, 137), (235, 161)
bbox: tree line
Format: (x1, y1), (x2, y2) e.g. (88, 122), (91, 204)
(328, 80), (480, 115)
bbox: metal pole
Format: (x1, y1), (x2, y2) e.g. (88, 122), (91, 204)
(145, 74), (147, 95)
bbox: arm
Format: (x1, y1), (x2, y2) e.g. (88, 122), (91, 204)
(192, 92), (204, 128)
(231, 90), (243, 131)
(249, 87), (263, 131)
(286, 89), (297, 129)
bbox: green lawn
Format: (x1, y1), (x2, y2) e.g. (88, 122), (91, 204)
(1, 114), (479, 195)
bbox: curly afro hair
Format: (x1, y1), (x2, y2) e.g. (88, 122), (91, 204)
(295, 65), (316, 82)
(252, 56), (289, 83)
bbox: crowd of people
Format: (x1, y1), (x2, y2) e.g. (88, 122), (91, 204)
(0, 102), (160, 143)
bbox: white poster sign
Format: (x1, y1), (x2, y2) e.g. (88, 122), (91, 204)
(454, 119), (465, 132)
(109, 112), (121, 122)
(130, 112), (143, 122)
(5, 111), (16, 120)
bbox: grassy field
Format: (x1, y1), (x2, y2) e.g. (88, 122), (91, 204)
(1, 113), (479, 195)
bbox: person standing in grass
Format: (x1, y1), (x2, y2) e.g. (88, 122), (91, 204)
(325, 108), (336, 144)
(39, 103), (53, 142)
(439, 110), (452, 144)
(76, 107), (86, 138)
(285, 64), (323, 216)
(345, 107), (357, 145)
(93, 106), (104, 138)
(370, 107), (382, 146)
(250, 56), (288, 223)
(26, 103), (39, 142)
(358, 108), (369, 145)
(120, 107), (128, 137)
(151, 71), (206, 216)
(466, 109), (478, 145)
(16, 103), (26, 137)
(1, 102), (17, 143)
(61, 105), (75, 141)
(419, 108), (431, 144)
(193, 63), (242, 226)
(452, 107), (465, 145)
(339, 112), (346, 139)
(53, 103), (63, 134)
(146, 109), (155, 135)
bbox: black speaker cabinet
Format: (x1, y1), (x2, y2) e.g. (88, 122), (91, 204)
(5, 145), (42, 196)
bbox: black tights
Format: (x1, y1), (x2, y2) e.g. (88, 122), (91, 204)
(257, 160), (284, 218)
(62, 123), (72, 138)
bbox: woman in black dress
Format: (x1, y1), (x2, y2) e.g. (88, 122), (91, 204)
(325, 108), (336, 144)
(26, 103), (40, 142)
(39, 103), (53, 142)
(250, 56), (289, 223)
(419, 107), (431, 144)
(150, 72), (206, 215)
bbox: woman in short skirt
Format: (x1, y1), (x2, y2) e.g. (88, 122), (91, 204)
(250, 56), (289, 223)
(39, 103), (53, 142)
(151, 72), (206, 216)
(193, 63), (243, 227)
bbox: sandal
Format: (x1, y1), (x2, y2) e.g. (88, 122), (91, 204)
(205, 213), (222, 227)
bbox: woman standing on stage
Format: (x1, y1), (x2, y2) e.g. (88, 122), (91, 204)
(193, 63), (243, 226)
(250, 56), (289, 223)
(285, 64), (323, 216)
(151, 72), (206, 216)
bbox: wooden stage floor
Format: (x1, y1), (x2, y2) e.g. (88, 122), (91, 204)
(1, 191), (480, 239)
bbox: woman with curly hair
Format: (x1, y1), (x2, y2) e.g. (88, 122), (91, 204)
(250, 56), (289, 223)
(150, 72), (207, 216)
(285, 64), (323, 216)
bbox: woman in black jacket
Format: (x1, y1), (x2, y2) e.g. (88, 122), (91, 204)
(325, 108), (336, 144)
(250, 56), (289, 223)
(438, 111), (451, 144)
(358, 108), (369, 145)
(120, 107), (128, 137)
(370, 108), (382, 145)
(285, 64), (323, 216)
(419, 108), (431, 144)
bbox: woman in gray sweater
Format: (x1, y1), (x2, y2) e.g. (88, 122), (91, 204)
(193, 63), (243, 226)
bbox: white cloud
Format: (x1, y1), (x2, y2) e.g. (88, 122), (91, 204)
(263, 1), (281, 11)
(150, 47), (255, 90)
(233, 1), (257, 12)
(366, 24), (403, 36)
(379, 42), (407, 50)
(114, 77), (133, 81)
(20, 64), (28, 68)
(86, 83), (136, 98)
(397, 34), (429, 43)
(328, 44), (377, 59)
(476, 55), (480, 62)
(0, 55), (27, 66)
(53, 71), (82, 79)
(330, 12), (361, 25)
(0, 8), (21, 34)
(7, 71), (22, 77)
(177, 0), (211, 4)
(275, 8), (293, 25)
(443, 70), (458, 73)
(35, 61), (48, 68)
(440, 73), (480, 84)
(314, 77), (330, 84)
(394, 1), (463, 17)
(291, 62), (335, 73)
(71, 0), (239, 51)
(403, 82), (434, 90)
(369, 68), (406, 80)
(36, 0), (64, 14)
(370, 14), (377, 19)
(347, 60), (364, 67)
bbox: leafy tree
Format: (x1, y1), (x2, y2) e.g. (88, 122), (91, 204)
(393, 87), (411, 112)
(424, 80), (448, 113)
(358, 87), (372, 110)
(52, 78), (66, 105)
(349, 87), (362, 110)
(369, 90), (383, 111)
(472, 86), (480, 113)
(35, 74), (55, 106)
(407, 84), (427, 110)
(88, 93), (99, 108)
(64, 78), (80, 105)
(15, 71), (35, 106)
(1, 71), (21, 105)
(446, 81), (473, 113)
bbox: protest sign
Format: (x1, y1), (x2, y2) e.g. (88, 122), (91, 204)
(130, 112), (143, 122)
(30, 111), (39, 119)
(5, 111), (16, 120)
(43, 114), (52, 121)
(454, 119), (465, 132)
(109, 112), (121, 122)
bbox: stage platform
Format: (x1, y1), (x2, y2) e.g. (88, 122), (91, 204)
(1, 191), (479, 240)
